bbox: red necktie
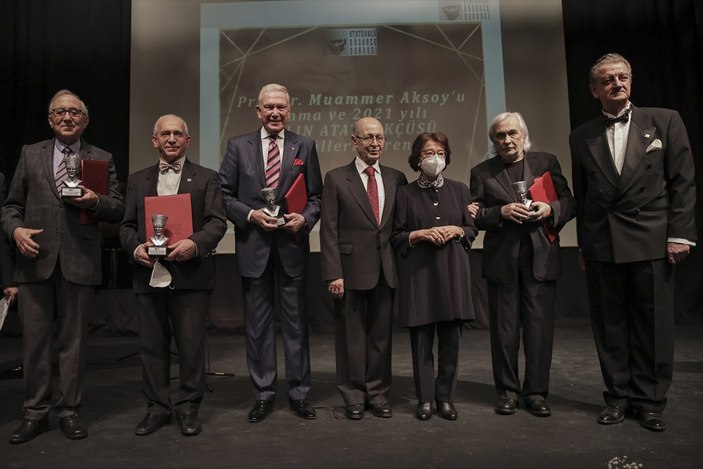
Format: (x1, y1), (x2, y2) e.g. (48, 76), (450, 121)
(365, 166), (380, 225)
(265, 135), (281, 189)
(55, 147), (72, 191)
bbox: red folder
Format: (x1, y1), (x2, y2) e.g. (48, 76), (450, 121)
(80, 159), (109, 224)
(529, 172), (559, 243)
(284, 174), (307, 214)
(144, 193), (193, 247)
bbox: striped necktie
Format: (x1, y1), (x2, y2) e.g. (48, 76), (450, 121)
(55, 147), (72, 191)
(265, 135), (281, 189)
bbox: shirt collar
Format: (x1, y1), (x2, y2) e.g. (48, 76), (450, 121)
(603, 101), (632, 119)
(54, 139), (81, 155)
(260, 128), (285, 141)
(355, 157), (380, 175)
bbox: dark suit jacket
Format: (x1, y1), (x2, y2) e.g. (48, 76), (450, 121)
(1, 139), (124, 285)
(118, 160), (227, 294)
(0, 172), (16, 289)
(218, 129), (322, 278)
(569, 106), (697, 263)
(470, 151), (576, 282)
(320, 161), (407, 290)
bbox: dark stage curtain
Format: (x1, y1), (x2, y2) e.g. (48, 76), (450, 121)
(562, 0), (703, 322)
(0, 0), (131, 182)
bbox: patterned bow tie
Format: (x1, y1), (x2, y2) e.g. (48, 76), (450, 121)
(159, 161), (182, 173)
(604, 110), (631, 127)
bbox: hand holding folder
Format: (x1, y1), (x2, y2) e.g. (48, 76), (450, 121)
(528, 172), (559, 243)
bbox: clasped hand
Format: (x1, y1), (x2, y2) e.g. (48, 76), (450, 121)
(412, 225), (463, 246)
(500, 201), (552, 224)
(251, 209), (306, 233)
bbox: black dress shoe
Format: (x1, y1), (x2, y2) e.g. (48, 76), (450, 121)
(248, 400), (274, 423)
(289, 399), (316, 420)
(495, 398), (518, 415)
(436, 401), (458, 421)
(526, 399), (551, 417)
(416, 402), (432, 421)
(59, 414), (88, 440)
(369, 402), (392, 418)
(177, 410), (202, 436)
(345, 404), (364, 420)
(135, 412), (171, 436)
(639, 410), (666, 432)
(9, 417), (49, 444)
(597, 405), (625, 425)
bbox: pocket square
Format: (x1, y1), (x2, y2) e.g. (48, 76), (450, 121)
(646, 139), (662, 153)
(292, 159), (304, 166)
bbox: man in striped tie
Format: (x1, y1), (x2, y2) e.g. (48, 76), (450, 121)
(219, 84), (323, 423)
(2, 90), (124, 443)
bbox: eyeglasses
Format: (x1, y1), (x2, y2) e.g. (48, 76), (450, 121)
(420, 150), (446, 158)
(50, 108), (85, 119)
(354, 135), (385, 144)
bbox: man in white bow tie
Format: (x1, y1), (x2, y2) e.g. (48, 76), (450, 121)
(569, 53), (697, 432)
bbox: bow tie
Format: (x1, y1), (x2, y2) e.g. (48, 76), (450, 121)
(159, 161), (182, 174)
(604, 110), (631, 127)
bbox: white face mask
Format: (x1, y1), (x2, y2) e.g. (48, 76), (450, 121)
(420, 154), (446, 178)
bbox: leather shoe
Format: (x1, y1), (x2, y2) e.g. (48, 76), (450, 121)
(416, 402), (432, 421)
(369, 402), (392, 418)
(526, 399), (551, 417)
(495, 398), (518, 415)
(59, 414), (88, 440)
(344, 404), (364, 420)
(248, 400), (274, 423)
(639, 410), (666, 432)
(436, 401), (458, 420)
(177, 410), (201, 436)
(597, 405), (625, 425)
(9, 417), (49, 444)
(289, 399), (316, 420)
(135, 412), (171, 436)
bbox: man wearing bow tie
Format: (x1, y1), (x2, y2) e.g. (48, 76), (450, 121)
(2, 90), (124, 443)
(119, 115), (226, 436)
(569, 53), (697, 432)
(218, 84), (322, 422)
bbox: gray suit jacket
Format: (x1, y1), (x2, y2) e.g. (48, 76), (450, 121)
(570, 106), (697, 263)
(320, 161), (407, 290)
(0, 173), (15, 289)
(1, 139), (124, 285)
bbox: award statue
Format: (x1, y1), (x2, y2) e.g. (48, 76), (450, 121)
(261, 187), (286, 226)
(61, 154), (83, 197)
(511, 180), (533, 209)
(148, 214), (170, 257)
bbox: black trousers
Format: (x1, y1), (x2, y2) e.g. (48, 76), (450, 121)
(585, 259), (674, 412)
(409, 321), (462, 403)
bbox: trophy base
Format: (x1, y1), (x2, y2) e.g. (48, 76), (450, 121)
(274, 217), (286, 227)
(524, 199), (533, 209)
(61, 187), (83, 197)
(147, 246), (169, 257)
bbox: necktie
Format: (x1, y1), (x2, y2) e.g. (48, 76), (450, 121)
(55, 147), (72, 191)
(365, 166), (380, 225)
(265, 135), (281, 189)
(159, 161), (182, 173)
(604, 110), (630, 127)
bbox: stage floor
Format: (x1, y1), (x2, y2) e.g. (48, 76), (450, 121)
(1, 325), (701, 469)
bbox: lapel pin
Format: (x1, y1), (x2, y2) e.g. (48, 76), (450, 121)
(187, 178), (192, 182)
(644, 133), (650, 138)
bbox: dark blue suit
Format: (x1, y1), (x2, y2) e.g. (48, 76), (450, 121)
(219, 129), (322, 401)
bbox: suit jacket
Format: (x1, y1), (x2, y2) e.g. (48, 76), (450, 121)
(569, 106), (697, 263)
(320, 161), (407, 290)
(0, 172), (16, 289)
(470, 151), (576, 282)
(118, 160), (227, 294)
(1, 139), (124, 285)
(218, 129), (322, 278)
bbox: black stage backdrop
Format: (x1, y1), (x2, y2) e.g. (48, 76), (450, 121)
(0, 0), (701, 336)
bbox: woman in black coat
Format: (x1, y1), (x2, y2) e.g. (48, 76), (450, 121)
(391, 132), (477, 420)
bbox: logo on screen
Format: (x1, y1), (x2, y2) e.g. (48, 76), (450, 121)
(325, 29), (377, 56)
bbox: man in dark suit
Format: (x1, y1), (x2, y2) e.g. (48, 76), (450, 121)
(2, 90), (124, 443)
(218, 83), (322, 422)
(0, 172), (18, 307)
(570, 53), (697, 432)
(320, 117), (407, 420)
(470, 112), (576, 418)
(119, 115), (227, 436)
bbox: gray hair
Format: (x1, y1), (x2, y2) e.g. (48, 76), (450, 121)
(257, 83), (290, 105)
(487, 111), (532, 158)
(48, 89), (89, 117)
(153, 114), (189, 136)
(589, 53), (632, 85)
